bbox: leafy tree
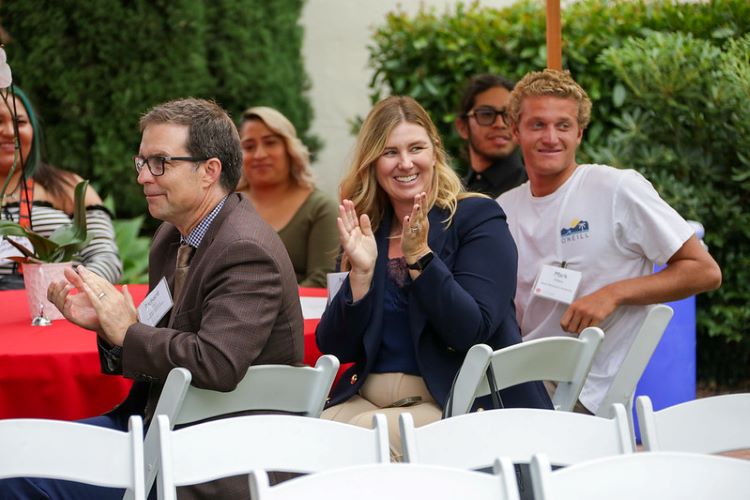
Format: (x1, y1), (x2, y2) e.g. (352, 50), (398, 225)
(0, 0), (316, 220)
(595, 33), (750, 383)
(366, 0), (750, 383)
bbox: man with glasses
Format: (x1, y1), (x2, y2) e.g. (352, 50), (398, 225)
(2, 98), (304, 499)
(455, 73), (527, 198)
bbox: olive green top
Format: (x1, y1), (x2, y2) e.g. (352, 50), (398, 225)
(277, 188), (339, 288)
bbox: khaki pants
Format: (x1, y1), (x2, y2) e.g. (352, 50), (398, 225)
(322, 373), (442, 460)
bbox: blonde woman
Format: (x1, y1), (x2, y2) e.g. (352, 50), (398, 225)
(237, 107), (337, 287)
(316, 96), (552, 458)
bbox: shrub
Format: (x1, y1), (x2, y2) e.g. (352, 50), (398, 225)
(0, 0), (316, 222)
(367, 0), (750, 172)
(103, 197), (150, 285)
(366, 0), (750, 383)
(595, 32), (750, 383)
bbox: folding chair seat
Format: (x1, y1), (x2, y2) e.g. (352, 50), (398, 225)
(0, 416), (145, 499)
(126, 354), (339, 500)
(637, 393), (750, 454)
(250, 459), (520, 500)
(530, 451), (750, 500)
(445, 327), (603, 417)
(156, 413), (389, 499)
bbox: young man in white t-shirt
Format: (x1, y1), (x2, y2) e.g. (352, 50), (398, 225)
(497, 69), (722, 414)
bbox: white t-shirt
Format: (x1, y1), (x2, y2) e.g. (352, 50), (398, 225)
(497, 164), (694, 413)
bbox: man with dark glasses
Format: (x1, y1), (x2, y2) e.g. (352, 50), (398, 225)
(455, 74), (527, 198)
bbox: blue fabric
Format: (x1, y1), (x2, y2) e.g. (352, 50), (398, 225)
(316, 197), (553, 411)
(371, 258), (419, 375)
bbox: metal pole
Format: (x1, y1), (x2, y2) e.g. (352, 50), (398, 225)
(546, 0), (562, 70)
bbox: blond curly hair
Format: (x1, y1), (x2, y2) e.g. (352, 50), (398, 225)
(507, 69), (592, 131)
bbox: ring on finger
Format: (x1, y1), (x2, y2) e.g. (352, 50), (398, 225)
(97, 292), (106, 299)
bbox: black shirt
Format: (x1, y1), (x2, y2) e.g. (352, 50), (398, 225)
(462, 150), (527, 199)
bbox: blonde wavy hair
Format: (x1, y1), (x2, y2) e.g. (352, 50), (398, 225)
(507, 69), (592, 131)
(339, 95), (483, 234)
(240, 106), (315, 189)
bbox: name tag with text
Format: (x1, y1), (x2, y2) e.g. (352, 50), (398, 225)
(532, 264), (582, 304)
(326, 272), (348, 303)
(137, 277), (173, 326)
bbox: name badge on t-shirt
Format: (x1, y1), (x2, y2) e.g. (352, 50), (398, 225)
(137, 277), (173, 326)
(532, 264), (582, 304)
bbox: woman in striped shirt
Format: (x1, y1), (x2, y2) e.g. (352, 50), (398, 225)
(0, 88), (122, 288)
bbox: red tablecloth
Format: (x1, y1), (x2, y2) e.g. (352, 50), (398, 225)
(0, 285), (327, 420)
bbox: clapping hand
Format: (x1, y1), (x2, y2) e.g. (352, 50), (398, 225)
(401, 192), (430, 263)
(337, 199), (377, 300)
(47, 265), (137, 346)
(47, 266), (102, 331)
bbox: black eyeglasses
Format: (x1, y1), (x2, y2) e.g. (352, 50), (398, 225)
(133, 155), (208, 176)
(465, 106), (508, 126)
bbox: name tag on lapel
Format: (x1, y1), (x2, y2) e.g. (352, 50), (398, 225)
(137, 277), (173, 326)
(326, 272), (348, 303)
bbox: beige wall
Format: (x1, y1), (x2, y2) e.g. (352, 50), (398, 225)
(301, 0), (515, 197)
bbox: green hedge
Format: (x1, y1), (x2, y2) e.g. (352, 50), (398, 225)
(595, 32), (750, 383)
(367, 0), (750, 383)
(0, 0), (316, 221)
(368, 0), (750, 172)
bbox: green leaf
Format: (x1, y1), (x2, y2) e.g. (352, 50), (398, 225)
(612, 83), (627, 107)
(71, 180), (89, 244)
(0, 180), (90, 262)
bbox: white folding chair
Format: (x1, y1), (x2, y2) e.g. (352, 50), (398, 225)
(596, 304), (673, 420)
(637, 393), (750, 453)
(156, 413), (389, 500)
(445, 327), (604, 417)
(401, 403), (633, 470)
(250, 458), (520, 500)
(530, 451), (750, 500)
(0, 416), (145, 500)
(130, 354), (339, 500)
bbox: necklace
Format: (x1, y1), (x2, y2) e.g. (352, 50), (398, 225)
(0, 178), (23, 202)
(1, 183), (20, 203)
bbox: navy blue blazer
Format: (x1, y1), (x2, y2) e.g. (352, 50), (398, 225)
(316, 197), (552, 410)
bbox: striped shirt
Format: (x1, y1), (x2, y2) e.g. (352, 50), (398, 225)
(0, 202), (123, 283)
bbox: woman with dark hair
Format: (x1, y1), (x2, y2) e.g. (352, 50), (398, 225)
(0, 88), (122, 288)
(316, 95), (552, 459)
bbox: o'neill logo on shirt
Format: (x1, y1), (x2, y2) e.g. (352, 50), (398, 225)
(560, 219), (590, 243)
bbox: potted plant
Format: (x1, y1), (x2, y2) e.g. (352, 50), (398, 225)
(0, 179), (90, 321)
(0, 45), (91, 321)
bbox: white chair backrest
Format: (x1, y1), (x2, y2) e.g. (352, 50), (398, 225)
(249, 458), (520, 500)
(174, 354), (339, 424)
(132, 354), (339, 500)
(637, 393), (750, 453)
(446, 327), (604, 416)
(401, 404), (633, 469)
(157, 413), (390, 500)
(530, 451), (750, 500)
(0, 416), (145, 500)
(596, 304), (673, 419)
